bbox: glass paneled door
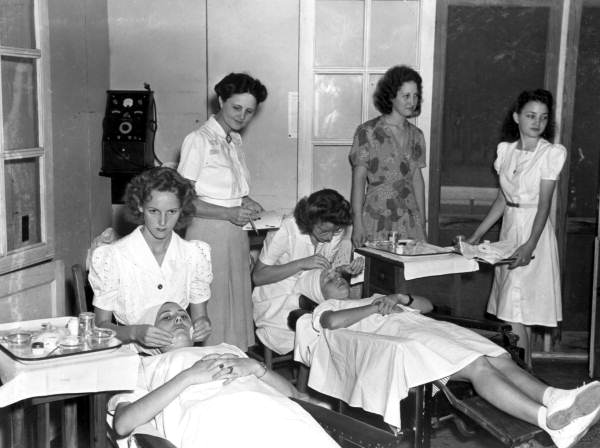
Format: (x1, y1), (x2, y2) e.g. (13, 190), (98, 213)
(298, 0), (421, 200)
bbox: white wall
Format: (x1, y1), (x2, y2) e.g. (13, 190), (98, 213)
(107, 0), (300, 212)
(107, 0), (208, 166)
(206, 0), (300, 210)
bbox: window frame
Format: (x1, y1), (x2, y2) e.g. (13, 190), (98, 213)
(0, 0), (53, 274)
(298, 0), (422, 199)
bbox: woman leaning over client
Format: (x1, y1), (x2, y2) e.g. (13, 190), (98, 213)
(349, 65), (427, 248)
(251, 189), (363, 355)
(177, 72), (267, 351)
(89, 167), (213, 350)
(466, 89), (566, 366)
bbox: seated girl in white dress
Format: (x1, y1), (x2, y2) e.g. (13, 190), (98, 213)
(292, 269), (600, 448)
(89, 167), (213, 350)
(109, 302), (339, 448)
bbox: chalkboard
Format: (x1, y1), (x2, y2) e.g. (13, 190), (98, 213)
(568, 6), (600, 218)
(440, 3), (554, 188)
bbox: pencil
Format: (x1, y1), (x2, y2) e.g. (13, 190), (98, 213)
(249, 218), (259, 235)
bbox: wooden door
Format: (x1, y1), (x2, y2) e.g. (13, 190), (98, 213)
(427, 0), (563, 319)
(560, 1), (600, 347)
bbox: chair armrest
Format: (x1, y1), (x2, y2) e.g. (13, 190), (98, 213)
(132, 434), (178, 448)
(291, 398), (403, 446)
(428, 312), (512, 333)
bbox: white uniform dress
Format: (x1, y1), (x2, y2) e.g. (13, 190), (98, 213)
(89, 226), (212, 325)
(252, 216), (351, 354)
(178, 116), (254, 350)
(488, 139), (567, 326)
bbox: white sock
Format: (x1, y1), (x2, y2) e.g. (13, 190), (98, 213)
(537, 406), (549, 430)
(543, 386), (569, 407)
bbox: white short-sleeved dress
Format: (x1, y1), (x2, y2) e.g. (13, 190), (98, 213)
(252, 216), (351, 354)
(178, 116), (255, 351)
(89, 226), (212, 325)
(488, 139), (567, 326)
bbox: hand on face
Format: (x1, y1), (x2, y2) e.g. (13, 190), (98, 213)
(321, 269), (351, 300)
(299, 254), (331, 271)
(192, 316), (212, 342)
(134, 324), (174, 348)
(152, 302), (193, 351)
(337, 257), (365, 276)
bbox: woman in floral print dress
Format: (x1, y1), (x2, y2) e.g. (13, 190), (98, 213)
(349, 65), (427, 247)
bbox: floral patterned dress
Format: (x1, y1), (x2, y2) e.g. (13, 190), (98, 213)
(349, 116), (426, 241)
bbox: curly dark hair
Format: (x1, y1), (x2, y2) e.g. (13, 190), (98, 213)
(214, 72), (268, 104)
(500, 89), (555, 142)
(124, 167), (196, 230)
(294, 189), (352, 234)
(373, 65), (423, 116)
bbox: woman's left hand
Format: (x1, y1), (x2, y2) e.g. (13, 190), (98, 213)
(372, 295), (402, 315)
(337, 257), (365, 276)
(212, 358), (266, 384)
(242, 196), (264, 214)
(192, 316), (212, 342)
(508, 243), (535, 269)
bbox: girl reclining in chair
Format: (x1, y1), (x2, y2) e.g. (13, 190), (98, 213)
(291, 269), (600, 448)
(110, 302), (339, 448)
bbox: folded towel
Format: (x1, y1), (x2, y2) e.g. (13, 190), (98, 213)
(459, 240), (516, 264)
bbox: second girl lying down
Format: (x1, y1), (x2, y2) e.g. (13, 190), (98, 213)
(292, 269), (600, 448)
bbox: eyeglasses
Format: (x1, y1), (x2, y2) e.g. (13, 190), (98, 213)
(313, 223), (344, 237)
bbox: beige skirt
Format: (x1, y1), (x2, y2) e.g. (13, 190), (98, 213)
(185, 217), (254, 351)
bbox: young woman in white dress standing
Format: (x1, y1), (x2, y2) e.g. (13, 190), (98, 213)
(467, 89), (566, 366)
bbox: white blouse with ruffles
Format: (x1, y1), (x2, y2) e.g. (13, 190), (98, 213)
(89, 226), (212, 325)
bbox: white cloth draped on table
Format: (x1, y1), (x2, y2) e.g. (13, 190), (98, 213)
(295, 298), (506, 428)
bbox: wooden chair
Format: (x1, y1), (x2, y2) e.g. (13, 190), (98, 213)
(131, 397), (414, 448)
(71, 263), (114, 448)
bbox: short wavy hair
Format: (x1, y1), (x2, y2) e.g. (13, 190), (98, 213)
(214, 72), (268, 104)
(124, 167), (196, 230)
(294, 189), (352, 234)
(500, 89), (555, 142)
(373, 65), (423, 116)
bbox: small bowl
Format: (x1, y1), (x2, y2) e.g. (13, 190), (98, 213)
(59, 335), (85, 351)
(88, 328), (116, 347)
(6, 332), (32, 346)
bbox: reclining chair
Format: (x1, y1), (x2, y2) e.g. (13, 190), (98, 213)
(287, 296), (547, 448)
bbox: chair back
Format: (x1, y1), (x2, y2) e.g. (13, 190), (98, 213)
(71, 263), (89, 314)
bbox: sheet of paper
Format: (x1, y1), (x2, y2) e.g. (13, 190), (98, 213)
(242, 209), (288, 231)
(350, 252), (365, 285)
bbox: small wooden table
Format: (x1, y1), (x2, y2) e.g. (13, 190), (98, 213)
(0, 317), (139, 448)
(355, 247), (479, 315)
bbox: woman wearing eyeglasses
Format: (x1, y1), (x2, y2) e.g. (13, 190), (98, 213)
(251, 189), (363, 355)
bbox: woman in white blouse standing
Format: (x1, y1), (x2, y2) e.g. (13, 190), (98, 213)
(90, 167), (213, 350)
(177, 73), (268, 351)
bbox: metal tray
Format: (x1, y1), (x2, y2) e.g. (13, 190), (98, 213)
(0, 317), (122, 362)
